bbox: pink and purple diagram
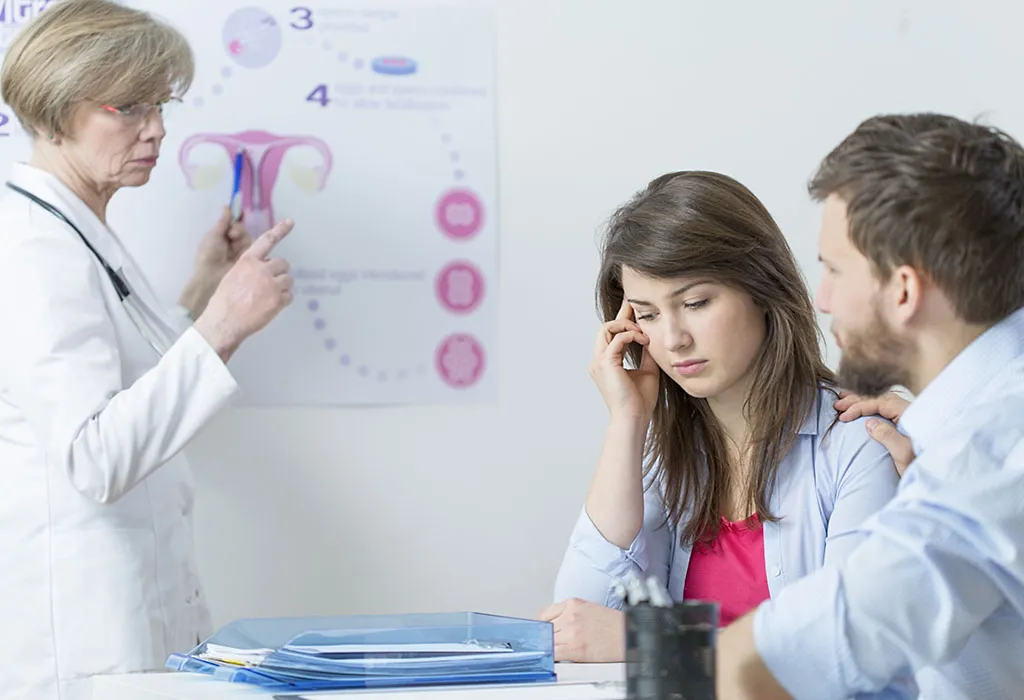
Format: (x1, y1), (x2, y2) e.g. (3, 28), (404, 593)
(177, 131), (487, 389)
(204, 7), (491, 390)
(221, 6), (418, 77)
(179, 130), (332, 236)
(432, 198), (487, 386)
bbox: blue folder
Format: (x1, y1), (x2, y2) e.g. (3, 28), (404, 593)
(166, 611), (555, 692)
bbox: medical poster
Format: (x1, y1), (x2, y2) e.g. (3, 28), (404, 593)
(0, 0), (498, 406)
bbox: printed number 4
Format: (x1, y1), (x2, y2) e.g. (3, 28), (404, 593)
(290, 7), (313, 30)
(307, 85), (330, 107)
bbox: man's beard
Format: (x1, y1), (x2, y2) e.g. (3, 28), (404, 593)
(836, 306), (914, 397)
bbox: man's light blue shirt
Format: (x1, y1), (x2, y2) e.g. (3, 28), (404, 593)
(754, 307), (1024, 700)
(554, 387), (899, 609)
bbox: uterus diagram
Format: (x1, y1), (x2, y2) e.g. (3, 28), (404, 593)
(179, 130), (333, 234)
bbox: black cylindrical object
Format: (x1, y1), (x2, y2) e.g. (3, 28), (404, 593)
(625, 601), (717, 700)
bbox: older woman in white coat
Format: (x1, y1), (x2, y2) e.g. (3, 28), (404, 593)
(0, 2), (296, 698)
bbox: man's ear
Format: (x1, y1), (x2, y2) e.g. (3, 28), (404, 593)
(890, 264), (924, 327)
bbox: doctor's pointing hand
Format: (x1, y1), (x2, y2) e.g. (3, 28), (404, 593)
(194, 219), (296, 362)
(0, 1), (295, 698)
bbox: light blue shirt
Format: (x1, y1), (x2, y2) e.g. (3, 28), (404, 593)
(553, 387), (900, 610)
(755, 307), (1024, 700)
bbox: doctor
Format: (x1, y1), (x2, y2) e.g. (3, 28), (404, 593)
(0, 1), (295, 698)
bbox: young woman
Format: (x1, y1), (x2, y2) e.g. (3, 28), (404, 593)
(542, 171), (899, 663)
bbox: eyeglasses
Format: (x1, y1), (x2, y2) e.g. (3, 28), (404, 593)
(100, 96), (182, 125)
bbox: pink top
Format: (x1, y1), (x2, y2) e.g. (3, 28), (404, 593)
(682, 514), (770, 626)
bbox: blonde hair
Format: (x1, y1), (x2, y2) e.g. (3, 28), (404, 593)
(0, 0), (194, 138)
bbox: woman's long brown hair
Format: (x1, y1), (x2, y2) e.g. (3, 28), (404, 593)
(596, 171), (836, 545)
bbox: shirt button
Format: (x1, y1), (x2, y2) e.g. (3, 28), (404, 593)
(771, 566), (782, 578)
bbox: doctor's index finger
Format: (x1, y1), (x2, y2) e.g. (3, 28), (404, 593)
(246, 219), (295, 260)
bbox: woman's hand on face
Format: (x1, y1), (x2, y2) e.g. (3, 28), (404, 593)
(590, 298), (660, 423)
(538, 598), (625, 663)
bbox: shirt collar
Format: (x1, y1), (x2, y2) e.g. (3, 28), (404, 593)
(796, 388), (825, 435)
(900, 307), (1024, 454)
(799, 399), (820, 435)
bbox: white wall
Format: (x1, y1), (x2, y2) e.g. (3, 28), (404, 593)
(184, 0), (1024, 625)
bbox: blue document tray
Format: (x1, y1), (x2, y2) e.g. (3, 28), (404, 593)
(166, 611), (555, 692)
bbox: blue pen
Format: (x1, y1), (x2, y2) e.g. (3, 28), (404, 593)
(229, 148), (244, 221)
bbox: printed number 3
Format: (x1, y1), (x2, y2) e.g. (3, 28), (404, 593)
(290, 7), (313, 30)
(0, 113), (9, 137)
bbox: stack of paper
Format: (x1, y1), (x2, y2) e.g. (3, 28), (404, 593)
(167, 611), (556, 691)
(199, 644), (272, 667)
(200, 639), (543, 676)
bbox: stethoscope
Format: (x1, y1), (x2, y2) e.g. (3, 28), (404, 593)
(6, 182), (131, 300)
(5, 181), (168, 356)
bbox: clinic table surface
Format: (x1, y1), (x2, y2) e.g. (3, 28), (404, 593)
(92, 662), (626, 699)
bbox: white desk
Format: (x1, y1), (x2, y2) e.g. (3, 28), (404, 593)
(92, 663), (626, 700)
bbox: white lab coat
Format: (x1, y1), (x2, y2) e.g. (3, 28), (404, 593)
(0, 163), (240, 699)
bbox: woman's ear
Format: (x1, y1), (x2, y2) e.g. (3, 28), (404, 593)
(33, 124), (61, 145)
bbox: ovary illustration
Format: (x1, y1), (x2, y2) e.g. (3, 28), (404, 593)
(179, 130), (333, 234)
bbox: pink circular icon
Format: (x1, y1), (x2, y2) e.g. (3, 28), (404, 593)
(435, 261), (485, 314)
(222, 8), (283, 69)
(435, 188), (484, 240)
(435, 333), (486, 388)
